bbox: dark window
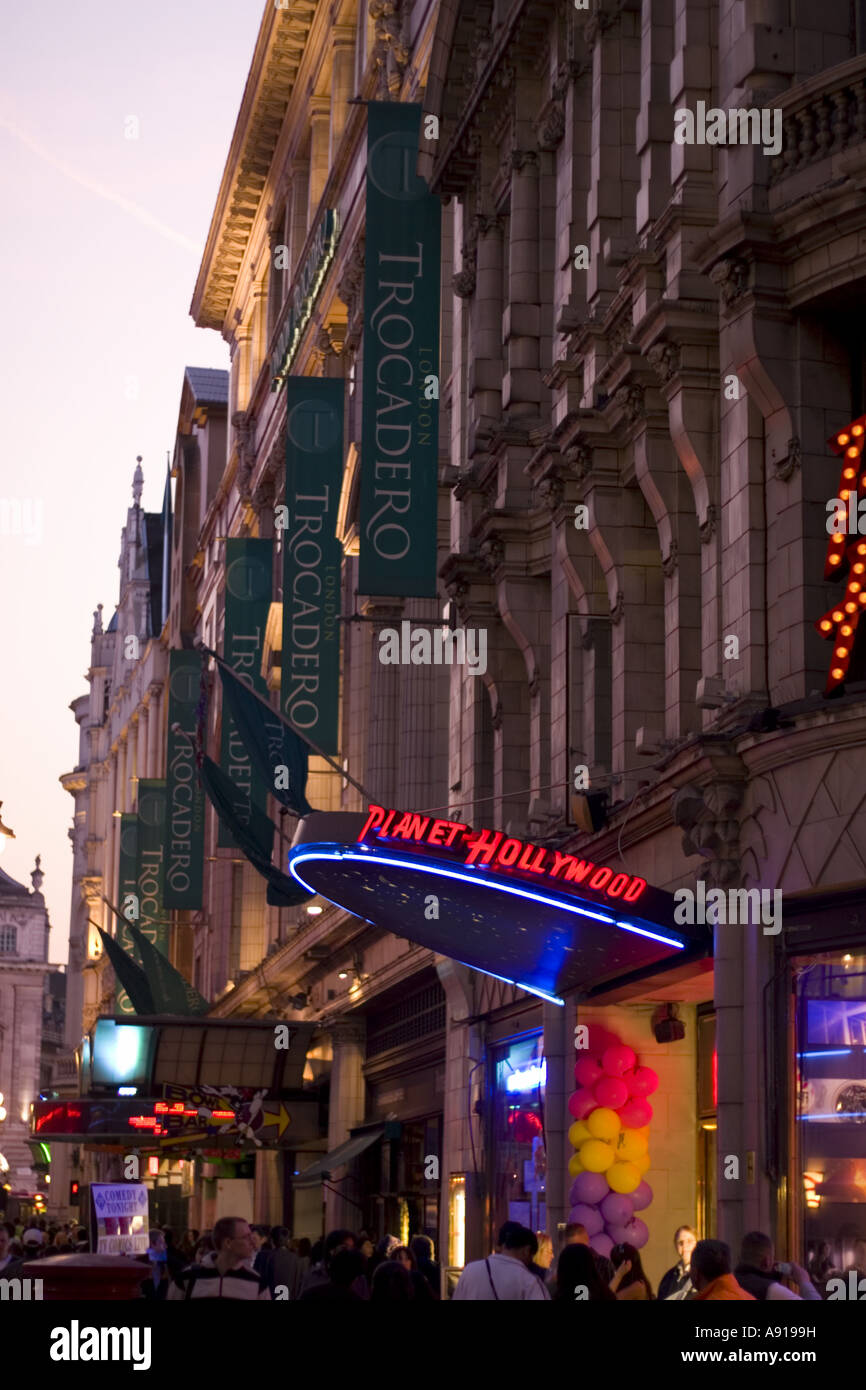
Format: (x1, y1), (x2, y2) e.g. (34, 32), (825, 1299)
(366, 983), (446, 1057)
(0, 926), (17, 954)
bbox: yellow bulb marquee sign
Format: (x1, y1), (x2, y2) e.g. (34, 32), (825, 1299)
(817, 415), (866, 692)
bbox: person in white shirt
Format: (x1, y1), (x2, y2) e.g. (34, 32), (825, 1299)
(452, 1223), (550, 1301)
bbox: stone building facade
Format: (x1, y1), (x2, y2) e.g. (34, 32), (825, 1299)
(0, 858), (52, 1197)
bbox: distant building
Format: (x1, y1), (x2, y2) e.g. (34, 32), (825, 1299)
(0, 857), (52, 1198)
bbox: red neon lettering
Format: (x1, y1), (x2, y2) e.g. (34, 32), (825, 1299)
(358, 805), (386, 841)
(155, 1102), (168, 1113)
(381, 809), (397, 835)
(391, 813), (430, 841)
(211, 1110), (234, 1120)
(622, 877), (646, 903)
(589, 866), (613, 891)
(520, 845), (548, 874)
(442, 820), (469, 846)
(463, 828), (503, 865)
(607, 872), (630, 897)
(549, 851), (574, 879)
(564, 859), (595, 883)
(496, 837), (522, 867)
(427, 818), (450, 845)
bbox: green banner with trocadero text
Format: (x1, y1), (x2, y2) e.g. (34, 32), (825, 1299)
(360, 101), (441, 597)
(115, 813), (139, 1015)
(136, 779), (169, 961)
(281, 377), (343, 754)
(164, 650), (205, 908)
(219, 538), (273, 848)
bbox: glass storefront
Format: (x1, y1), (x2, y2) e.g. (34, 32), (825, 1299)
(794, 948), (866, 1290)
(489, 1031), (546, 1243)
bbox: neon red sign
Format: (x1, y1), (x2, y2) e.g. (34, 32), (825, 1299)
(358, 805), (647, 905)
(817, 414), (866, 691)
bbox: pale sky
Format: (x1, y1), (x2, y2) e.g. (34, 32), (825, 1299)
(0, 0), (260, 961)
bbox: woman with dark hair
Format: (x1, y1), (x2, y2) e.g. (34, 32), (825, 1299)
(553, 1244), (616, 1301)
(610, 1243), (654, 1300)
(410, 1234), (440, 1298)
(391, 1244), (436, 1301)
(179, 1229), (200, 1262)
(371, 1259), (415, 1301)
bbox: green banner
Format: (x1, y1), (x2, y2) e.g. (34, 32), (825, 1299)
(164, 650), (205, 908)
(115, 814), (139, 1015)
(219, 538), (273, 848)
(360, 101), (441, 598)
(136, 779), (169, 959)
(282, 377), (343, 753)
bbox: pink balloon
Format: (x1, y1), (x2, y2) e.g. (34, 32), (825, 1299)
(627, 1066), (659, 1097)
(569, 1171), (610, 1206)
(594, 1075), (629, 1109)
(590, 1232), (613, 1259)
(600, 1192), (633, 1226)
(605, 1223), (632, 1247)
(630, 1180), (653, 1212)
(625, 1217), (649, 1249)
(618, 1098), (653, 1128)
(602, 1043), (637, 1076)
(569, 1203), (604, 1237)
(568, 1087), (598, 1121)
(574, 1057), (604, 1089)
(587, 1024), (622, 1058)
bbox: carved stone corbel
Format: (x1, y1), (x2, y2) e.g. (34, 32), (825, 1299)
(232, 411), (254, 505)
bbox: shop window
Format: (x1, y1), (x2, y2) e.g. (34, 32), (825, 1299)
(489, 1032), (546, 1242)
(794, 949), (866, 1290)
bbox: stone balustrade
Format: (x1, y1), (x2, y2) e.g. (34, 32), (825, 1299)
(770, 53), (866, 185)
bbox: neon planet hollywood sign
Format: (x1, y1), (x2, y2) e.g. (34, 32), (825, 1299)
(358, 804), (648, 904)
(271, 210), (340, 388)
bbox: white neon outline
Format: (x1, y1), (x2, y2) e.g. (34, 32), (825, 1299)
(288, 847), (687, 951)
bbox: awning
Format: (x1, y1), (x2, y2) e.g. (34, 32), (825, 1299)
(293, 1127), (384, 1187)
(287, 810), (710, 1005)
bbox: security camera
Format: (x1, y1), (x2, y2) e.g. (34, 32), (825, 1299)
(696, 676), (729, 710)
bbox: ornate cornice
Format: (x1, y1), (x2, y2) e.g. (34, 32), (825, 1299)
(192, 4), (319, 333)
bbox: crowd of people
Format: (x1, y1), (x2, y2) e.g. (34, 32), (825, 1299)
(0, 1211), (848, 1301)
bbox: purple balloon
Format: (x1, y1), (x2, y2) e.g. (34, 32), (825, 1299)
(569, 1171), (609, 1206)
(600, 1192), (633, 1226)
(590, 1232), (613, 1259)
(605, 1223), (632, 1247)
(631, 1180), (653, 1212)
(625, 1217), (649, 1249)
(568, 1203), (604, 1237)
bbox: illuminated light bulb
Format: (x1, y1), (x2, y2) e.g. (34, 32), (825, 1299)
(829, 554), (842, 565)
(832, 533), (844, 543)
(832, 610), (844, 622)
(850, 582), (861, 593)
(832, 667), (845, 679)
(853, 425), (864, 436)
(838, 434), (850, 445)
(844, 468), (857, 480)
(848, 601), (860, 612)
(858, 544), (866, 556)
(841, 625), (853, 637)
(820, 620), (833, 632)
(848, 446), (861, 457)
(836, 647), (849, 658)
(841, 490), (850, 500)
(855, 564), (866, 574)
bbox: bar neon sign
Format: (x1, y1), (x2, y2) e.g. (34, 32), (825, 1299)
(357, 804), (647, 906)
(817, 414), (866, 691)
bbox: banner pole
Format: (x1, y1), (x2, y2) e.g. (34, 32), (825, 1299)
(195, 642), (378, 807)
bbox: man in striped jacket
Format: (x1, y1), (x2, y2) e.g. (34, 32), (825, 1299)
(167, 1217), (271, 1300)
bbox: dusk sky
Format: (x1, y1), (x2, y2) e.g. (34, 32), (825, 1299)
(0, 1), (259, 961)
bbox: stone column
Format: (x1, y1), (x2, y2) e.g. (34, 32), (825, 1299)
(309, 98), (331, 222)
(324, 1019), (367, 1232)
(127, 719), (138, 810)
(542, 999), (567, 1246)
(330, 29), (356, 162)
(505, 151), (542, 419)
(436, 959), (485, 1266)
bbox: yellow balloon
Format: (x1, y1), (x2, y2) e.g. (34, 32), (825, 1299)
(616, 1129), (648, 1162)
(568, 1120), (592, 1150)
(568, 1153), (585, 1177)
(579, 1138), (615, 1173)
(635, 1152), (651, 1175)
(634, 1126), (650, 1144)
(586, 1107), (621, 1143)
(606, 1160), (641, 1194)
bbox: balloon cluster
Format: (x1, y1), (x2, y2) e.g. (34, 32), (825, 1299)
(567, 1031), (658, 1257)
